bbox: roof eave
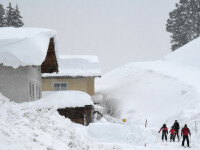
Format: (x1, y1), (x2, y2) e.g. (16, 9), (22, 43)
(41, 38), (59, 73)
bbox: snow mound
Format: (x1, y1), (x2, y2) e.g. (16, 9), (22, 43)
(0, 92), (117, 150)
(96, 38), (200, 148)
(88, 123), (129, 143)
(43, 55), (101, 77)
(0, 27), (57, 68)
(23, 91), (93, 109)
(88, 122), (156, 146)
(96, 38), (200, 135)
(163, 37), (200, 67)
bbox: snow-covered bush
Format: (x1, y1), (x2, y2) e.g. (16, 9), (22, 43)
(91, 93), (103, 104)
(102, 98), (121, 118)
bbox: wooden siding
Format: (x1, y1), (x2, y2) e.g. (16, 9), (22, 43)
(41, 38), (58, 73)
(57, 105), (93, 126)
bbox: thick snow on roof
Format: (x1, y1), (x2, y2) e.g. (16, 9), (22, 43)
(42, 55), (101, 77)
(23, 91), (93, 109)
(0, 27), (57, 68)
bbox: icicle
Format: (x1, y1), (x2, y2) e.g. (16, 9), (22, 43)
(84, 113), (87, 126)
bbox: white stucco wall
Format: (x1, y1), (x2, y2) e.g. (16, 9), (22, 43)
(0, 64), (42, 103)
(28, 66), (42, 101)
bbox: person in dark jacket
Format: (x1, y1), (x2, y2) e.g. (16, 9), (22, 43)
(159, 124), (168, 141)
(181, 124), (191, 147)
(173, 120), (180, 141)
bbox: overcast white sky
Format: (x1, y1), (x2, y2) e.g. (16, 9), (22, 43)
(2, 0), (178, 73)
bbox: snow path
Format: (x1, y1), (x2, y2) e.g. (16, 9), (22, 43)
(76, 122), (200, 150)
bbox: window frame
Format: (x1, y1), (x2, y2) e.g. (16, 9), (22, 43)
(53, 82), (67, 91)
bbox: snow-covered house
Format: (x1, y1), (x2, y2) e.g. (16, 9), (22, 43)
(0, 28), (58, 103)
(42, 55), (101, 96)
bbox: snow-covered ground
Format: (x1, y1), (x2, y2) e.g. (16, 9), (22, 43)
(95, 38), (200, 149)
(1, 36), (200, 149)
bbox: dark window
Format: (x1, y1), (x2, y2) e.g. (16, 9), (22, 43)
(32, 84), (34, 98)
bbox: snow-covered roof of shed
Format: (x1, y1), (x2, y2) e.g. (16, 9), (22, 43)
(22, 91), (94, 109)
(42, 55), (101, 77)
(0, 27), (57, 68)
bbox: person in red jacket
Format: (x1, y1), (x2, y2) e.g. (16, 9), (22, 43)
(181, 124), (191, 147)
(159, 124), (168, 141)
(169, 126), (177, 142)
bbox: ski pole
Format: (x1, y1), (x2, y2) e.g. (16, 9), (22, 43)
(190, 135), (191, 144)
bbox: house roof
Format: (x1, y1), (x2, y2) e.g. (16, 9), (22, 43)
(42, 55), (101, 78)
(22, 91), (94, 109)
(0, 27), (58, 73)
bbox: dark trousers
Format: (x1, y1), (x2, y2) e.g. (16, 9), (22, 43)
(175, 130), (179, 140)
(182, 135), (189, 147)
(170, 134), (175, 141)
(162, 132), (167, 141)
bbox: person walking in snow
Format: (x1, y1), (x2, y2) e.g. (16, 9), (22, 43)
(169, 126), (176, 142)
(173, 120), (180, 141)
(181, 124), (191, 147)
(159, 124), (168, 141)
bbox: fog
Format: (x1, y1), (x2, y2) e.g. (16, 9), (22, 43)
(1, 0), (178, 73)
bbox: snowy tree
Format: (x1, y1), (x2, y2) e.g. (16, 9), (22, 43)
(166, 0), (200, 51)
(0, 4), (6, 27)
(12, 4), (24, 27)
(5, 3), (15, 27)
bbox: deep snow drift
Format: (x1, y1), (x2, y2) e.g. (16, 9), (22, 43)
(96, 38), (200, 148)
(0, 93), (120, 150)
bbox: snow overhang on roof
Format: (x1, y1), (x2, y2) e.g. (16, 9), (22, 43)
(0, 27), (58, 73)
(22, 91), (94, 109)
(42, 55), (101, 78)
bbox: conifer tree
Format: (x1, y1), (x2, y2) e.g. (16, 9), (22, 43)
(12, 4), (24, 27)
(0, 4), (6, 27)
(5, 2), (15, 27)
(166, 0), (200, 51)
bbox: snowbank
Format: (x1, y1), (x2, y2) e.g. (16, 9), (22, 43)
(88, 123), (128, 143)
(42, 55), (101, 77)
(23, 91), (93, 109)
(163, 37), (200, 68)
(87, 122), (156, 146)
(96, 38), (200, 127)
(0, 92), (119, 150)
(0, 27), (57, 68)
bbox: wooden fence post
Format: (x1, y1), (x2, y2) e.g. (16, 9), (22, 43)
(145, 119), (147, 128)
(195, 121), (197, 133)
